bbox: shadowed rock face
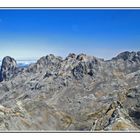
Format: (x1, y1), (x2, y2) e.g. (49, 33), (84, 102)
(0, 52), (140, 131)
(0, 56), (17, 81)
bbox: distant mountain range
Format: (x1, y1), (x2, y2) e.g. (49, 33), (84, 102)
(16, 60), (37, 68)
(0, 60), (37, 68)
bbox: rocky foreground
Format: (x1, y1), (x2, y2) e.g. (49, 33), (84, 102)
(0, 51), (140, 131)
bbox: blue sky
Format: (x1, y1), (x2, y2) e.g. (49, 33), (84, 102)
(0, 9), (140, 60)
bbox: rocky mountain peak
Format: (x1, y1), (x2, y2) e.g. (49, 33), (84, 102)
(65, 53), (76, 60)
(113, 51), (140, 62)
(0, 56), (17, 81)
(76, 53), (87, 61)
(26, 54), (62, 75)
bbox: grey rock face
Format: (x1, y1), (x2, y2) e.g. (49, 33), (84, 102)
(113, 51), (140, 64)
(0, 51), (140, 131)
(0, 56), (18, 81)
(66, 53), (76, 60)
(72, 60), (99, 80)
(26, 54), (62, 75)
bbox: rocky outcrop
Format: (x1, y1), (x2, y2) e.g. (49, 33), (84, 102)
(26, 54), (62, 75)
(0, 56), (18, 81)
(112, 51), (140, 62)
(0, 51), (140, 131)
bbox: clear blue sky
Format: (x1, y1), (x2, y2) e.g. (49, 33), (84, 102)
(0, 9), (140, 60)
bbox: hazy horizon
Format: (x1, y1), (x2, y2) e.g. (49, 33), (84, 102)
(0, 9), (140, 60)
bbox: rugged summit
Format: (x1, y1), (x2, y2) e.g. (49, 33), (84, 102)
(113, 51), (140, 62)
(0, 51), (140, 131)
(0, 56), (18, 81)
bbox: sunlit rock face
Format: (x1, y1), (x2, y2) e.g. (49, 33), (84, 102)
(0, 51), (140, 131)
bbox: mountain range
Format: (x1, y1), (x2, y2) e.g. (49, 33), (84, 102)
(0, 51), (140, 131)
